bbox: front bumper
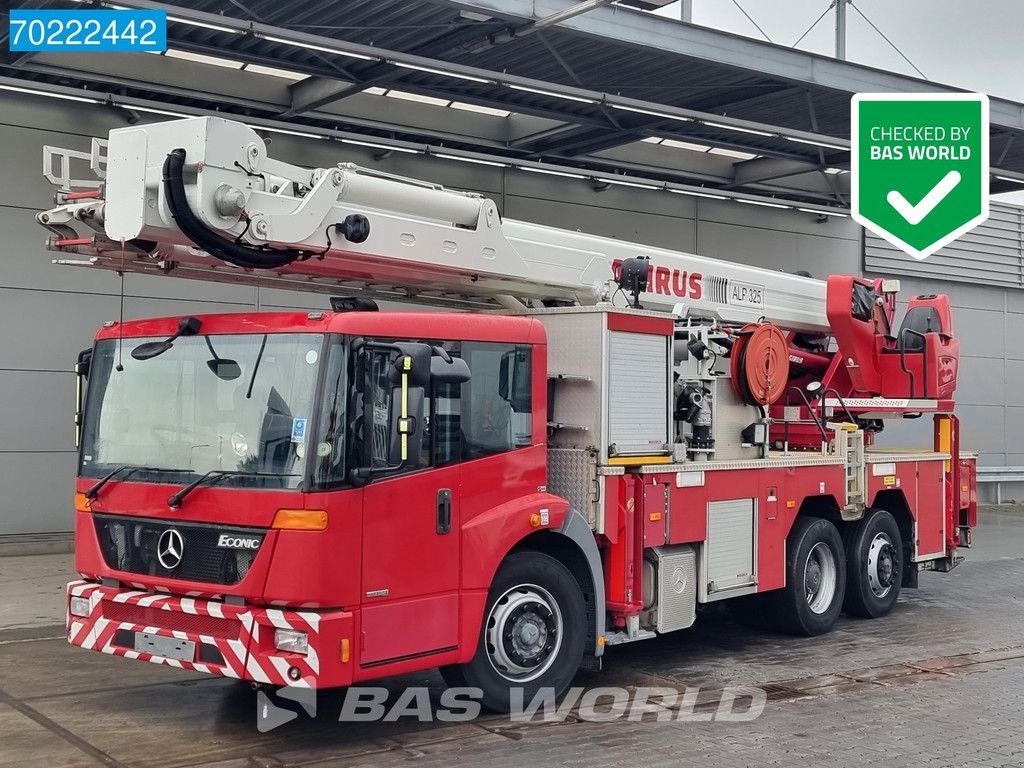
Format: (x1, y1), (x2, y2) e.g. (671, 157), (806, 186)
(66, 580), (353, 688)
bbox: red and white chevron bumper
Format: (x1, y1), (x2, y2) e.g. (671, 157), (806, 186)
(66, 580), (354, 688)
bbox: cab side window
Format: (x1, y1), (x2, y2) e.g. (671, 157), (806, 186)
(432, 342), (533, 466)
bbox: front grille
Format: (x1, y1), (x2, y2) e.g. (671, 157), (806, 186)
(104, 602), (241, 638)
(93, 514), (266, 585)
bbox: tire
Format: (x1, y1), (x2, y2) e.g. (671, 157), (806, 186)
(437, 663), (468, 689)
(769, 516), (846, 636)
(452, 551), (586, 713)
(843, 509), (903, 618)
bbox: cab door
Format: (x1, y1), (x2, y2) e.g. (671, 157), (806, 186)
(355, 344), (464, 667)
(359, 466), (462, 665)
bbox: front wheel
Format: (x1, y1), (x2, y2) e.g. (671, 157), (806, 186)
(444, 551), (586, 713)
(843, 509), (903, 618)
(770, 516), (846, 636)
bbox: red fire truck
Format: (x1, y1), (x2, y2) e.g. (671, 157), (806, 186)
(38, 117), (976, 711)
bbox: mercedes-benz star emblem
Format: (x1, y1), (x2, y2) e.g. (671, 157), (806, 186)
(156, 529), (185, 570)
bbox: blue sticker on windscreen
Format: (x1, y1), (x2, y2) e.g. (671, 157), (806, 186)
(291, 418), (307, 443)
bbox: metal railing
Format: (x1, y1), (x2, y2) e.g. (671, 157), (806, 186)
(976, 466), (1024, 504)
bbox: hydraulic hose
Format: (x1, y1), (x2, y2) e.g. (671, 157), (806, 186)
(162, 148), (302, 269)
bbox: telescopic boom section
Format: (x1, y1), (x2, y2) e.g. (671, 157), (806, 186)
(38, 116), (828, 330)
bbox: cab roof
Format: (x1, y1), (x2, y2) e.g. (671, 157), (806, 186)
(94, 310), (547, 345)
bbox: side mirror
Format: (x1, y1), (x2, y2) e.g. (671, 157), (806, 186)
(206, 358), (242, 381)
(76, 348), (92, 379)
(130, 315), (202, 361)
(498, 348), (531, 412)
(387, 384), (425, 467)
(74, 348), (92, 448)
(431, 355), (471, 384)
(390, 342), (432, 387)
(205, 336), (242, 380)
(131, 340), (173, 360)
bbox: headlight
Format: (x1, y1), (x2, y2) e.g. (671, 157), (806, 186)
(273, 628), (308, 654)
(69, 596), (91, 618)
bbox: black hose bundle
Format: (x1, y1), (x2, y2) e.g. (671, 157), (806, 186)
(162, 148), (303, 269)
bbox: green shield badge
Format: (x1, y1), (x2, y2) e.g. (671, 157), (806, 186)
(852, 93), (989, 260)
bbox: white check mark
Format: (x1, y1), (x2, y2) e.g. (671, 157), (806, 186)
(886, 170), (961, 225)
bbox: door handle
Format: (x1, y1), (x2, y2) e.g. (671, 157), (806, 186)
(436, 489), (452, 535)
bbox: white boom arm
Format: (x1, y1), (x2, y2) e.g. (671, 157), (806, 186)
(38, 116), (827, 331)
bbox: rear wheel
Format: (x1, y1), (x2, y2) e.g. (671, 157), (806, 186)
(843, 509), (903, 618)
(447, 551), (586, 713)
(770, 516), (846, 636)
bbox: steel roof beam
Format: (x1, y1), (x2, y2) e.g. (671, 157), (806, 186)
(0, 74), (848, 206)
(588, 144), (842, 197)
(730, 156), (828, 186)
(14, 59), (511, 149)
(95, 0), (853, 148)
(444, 0), (1024, 131)
(465, 0), (616, 53)
(286, 77), (364, 118)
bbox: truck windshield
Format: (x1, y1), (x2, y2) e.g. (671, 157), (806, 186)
(80, 333), (324, 489)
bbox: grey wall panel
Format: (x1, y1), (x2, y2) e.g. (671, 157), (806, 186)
(697, 218), (859, 276)
(1006, 314), (1024, 360)
(503, 194), (699, 252)
(0, 288), (118, 371)
(0, 453), (78, 535)
(956, 356), (1005, 407)
(0, 288), (261, 373)
(257, 289), (341, 311)
(1004, 360), (1024, 396)
(1002, 406), (1024, 449)
(949, 307), (1006, 360)
(0, 370), (75, 452)
(955, 404), (1006, 458)
(873, 415), (932, 449)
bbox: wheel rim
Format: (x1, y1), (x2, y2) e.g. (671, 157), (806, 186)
(485, 584), (563, 683)
(866, 532), (897, 598)
(804, 542), (838, 614)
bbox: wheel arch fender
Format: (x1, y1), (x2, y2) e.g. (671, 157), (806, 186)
(868, 491), (914, 551)
(514, 509), (606, 660)
(864, 493), (916, 587)
(460, 500), (605, 660)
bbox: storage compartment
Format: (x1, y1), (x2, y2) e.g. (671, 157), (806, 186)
(608, 330), (671, 456)
(534, 306), (673, 464)
(700, 498), (757, 601)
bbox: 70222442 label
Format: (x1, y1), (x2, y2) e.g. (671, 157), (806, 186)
(8, 10), (167, 53)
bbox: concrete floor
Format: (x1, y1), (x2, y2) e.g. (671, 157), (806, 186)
(2, 506), (1023, 767)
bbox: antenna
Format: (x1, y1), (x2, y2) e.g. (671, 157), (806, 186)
(115, 240), (126, 372)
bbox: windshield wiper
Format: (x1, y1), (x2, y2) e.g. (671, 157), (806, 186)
(167, 469), (299, 508)
(86, 465), (173, 501)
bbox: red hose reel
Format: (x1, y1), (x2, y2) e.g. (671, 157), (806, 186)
(730, 323), (790, 406)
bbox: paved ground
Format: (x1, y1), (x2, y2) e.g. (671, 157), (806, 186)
(2, 506), (1024, 768)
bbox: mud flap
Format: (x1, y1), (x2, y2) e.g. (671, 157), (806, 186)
(901, 557), (919, 589)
